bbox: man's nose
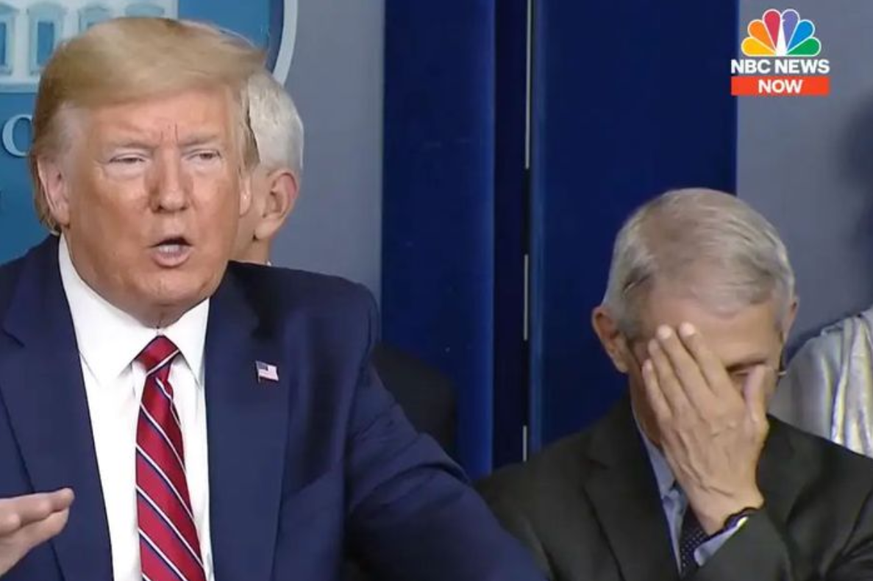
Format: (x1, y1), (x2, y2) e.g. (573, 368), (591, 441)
(149, 152), (190, 212)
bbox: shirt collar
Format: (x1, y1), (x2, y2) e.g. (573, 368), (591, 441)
(633, 411), (676, 500)
(58, 235), (210, 386)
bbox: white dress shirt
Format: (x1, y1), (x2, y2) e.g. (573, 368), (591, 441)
(58, 237), (215, 581)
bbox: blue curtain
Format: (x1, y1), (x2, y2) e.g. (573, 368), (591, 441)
(383, 0), (738, 471)
(492, 0), (530, 468)
(383, 0), (530, 477)
(528, 0), (739, 449)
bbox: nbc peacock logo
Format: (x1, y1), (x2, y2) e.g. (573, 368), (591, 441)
(742, 8), (820, 57)
(731, 8), (830, 97)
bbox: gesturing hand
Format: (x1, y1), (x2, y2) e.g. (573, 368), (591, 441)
(0, 489), (74, 576)
(641, 323), (768, 534)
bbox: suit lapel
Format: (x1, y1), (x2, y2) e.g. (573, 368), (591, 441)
(205, 270), (290, 581)
(581, 408), (804, 581)
(757, 418), (805, 523)
(582, 399), (679, 581)
(0, 237), (112, 581)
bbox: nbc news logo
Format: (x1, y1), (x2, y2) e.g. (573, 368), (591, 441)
(730, 8), (830, 97)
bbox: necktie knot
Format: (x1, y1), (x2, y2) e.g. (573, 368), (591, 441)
(136, 335), (180, 375)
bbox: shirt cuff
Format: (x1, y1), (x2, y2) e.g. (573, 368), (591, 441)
(694, 516), (750, 566)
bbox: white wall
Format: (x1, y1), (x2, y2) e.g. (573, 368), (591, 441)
(738, 0), (873, 342)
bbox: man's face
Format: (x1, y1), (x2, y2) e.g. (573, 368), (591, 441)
(624, 283), (787, 409)
(43, 87), (250, 325)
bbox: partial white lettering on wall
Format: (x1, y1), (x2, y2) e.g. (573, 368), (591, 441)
(2, 113), (29, 157)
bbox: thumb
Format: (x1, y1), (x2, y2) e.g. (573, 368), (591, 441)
(742, 364), (769, 427)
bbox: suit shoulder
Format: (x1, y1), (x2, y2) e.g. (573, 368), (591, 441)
(478, 431), (590, 504)
(0, 251), (32, 314)
(772, 418), (873, 483)
(226, 262), (376, 318)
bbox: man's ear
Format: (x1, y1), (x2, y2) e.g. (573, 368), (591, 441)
(592, 306), (632, 374)
(38, 157), (71, 229)
(253, 169), (299, 243)
(239, 172), (253, 216)
(781, 296), (799, 344)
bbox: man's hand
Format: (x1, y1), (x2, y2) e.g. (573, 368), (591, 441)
(641, 323), (768, 534)
(0, 489), (74, 576)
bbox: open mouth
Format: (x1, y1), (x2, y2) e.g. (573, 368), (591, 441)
(151, 237), (192, 266)
(153, 237), (190, 254)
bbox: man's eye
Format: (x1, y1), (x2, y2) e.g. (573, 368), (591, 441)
(729, 365), (782, 383)
(192, 151), (220, 162)
(111, 156), (144, 165)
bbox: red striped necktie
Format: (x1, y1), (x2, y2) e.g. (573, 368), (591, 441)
(135, 336), (207, 581)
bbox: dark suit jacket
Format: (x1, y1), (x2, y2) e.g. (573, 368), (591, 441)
(0, 237), (544, 581)
(373, 345), (456, 457)
(478, 397), (873, 581)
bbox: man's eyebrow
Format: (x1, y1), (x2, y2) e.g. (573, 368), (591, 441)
(102, 129), (224, 150)
(179, 133), (223, 148)
(104, 138), (155, 150)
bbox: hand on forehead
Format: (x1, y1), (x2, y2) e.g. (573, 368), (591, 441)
(637, 286), (783, 370)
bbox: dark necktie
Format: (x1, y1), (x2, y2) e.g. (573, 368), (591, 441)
(679, 505), (708, 577)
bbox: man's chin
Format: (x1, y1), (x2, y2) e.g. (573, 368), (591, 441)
(134, 282), (218, 326)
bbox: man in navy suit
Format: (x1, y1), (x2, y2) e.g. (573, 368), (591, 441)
(0, 17), (543, 581)
(234, 70), (458, 462)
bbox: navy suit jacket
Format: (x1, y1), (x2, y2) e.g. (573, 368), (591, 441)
(0, 237), (543, 581)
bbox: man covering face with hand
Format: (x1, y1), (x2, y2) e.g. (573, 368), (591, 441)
(479, 188), (873, 581)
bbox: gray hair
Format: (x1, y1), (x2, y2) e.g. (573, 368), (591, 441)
(246, 69), (304, 176)
(602, 188), (795, 337)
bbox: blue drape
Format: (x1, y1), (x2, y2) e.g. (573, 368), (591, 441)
(528, 0), (738, 449)
(382, 0), (501, 477)
(493, 0), (530, 468)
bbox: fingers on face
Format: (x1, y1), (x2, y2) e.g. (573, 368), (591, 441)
(743, 364), (770, 427)
(655, 324), (709, 395)
(677, 323), (732, 396)
(647, 330), (693, 416)
(642, 357), (672, 423)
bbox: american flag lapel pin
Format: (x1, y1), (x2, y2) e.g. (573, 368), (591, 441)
(255, 360), (279, 383)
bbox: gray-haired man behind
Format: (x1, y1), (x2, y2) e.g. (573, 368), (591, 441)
(479, 189), (873, 581)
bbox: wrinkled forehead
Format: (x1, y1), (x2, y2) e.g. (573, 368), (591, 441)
(65, 86), (239, 146)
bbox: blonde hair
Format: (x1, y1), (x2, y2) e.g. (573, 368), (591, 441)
(29, 17), (265, 231)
